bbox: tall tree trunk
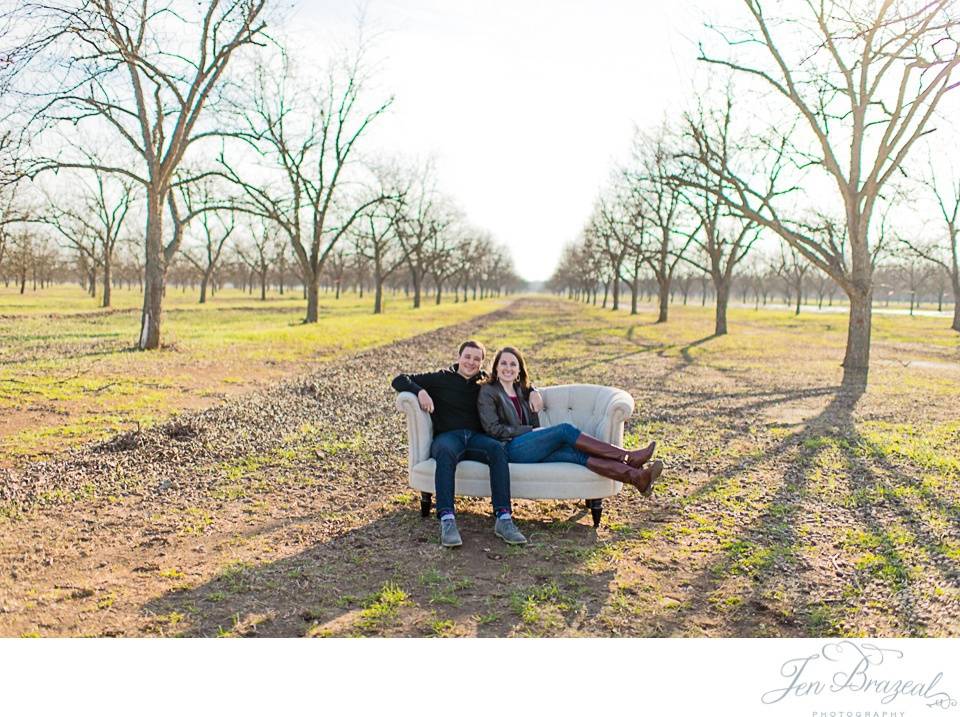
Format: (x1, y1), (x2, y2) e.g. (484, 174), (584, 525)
(412, 274), (422, 308)
(102, 259), (112, 308)
(374, 278), (383, 314)
(951, 275), (960, 331)
(714, 279), (729, 336)
(657, 278), (669, 323)
(199, 272), (210, 304)
(139, 197), (165, 350)
(842, 288), (872, 376)
(306, 278), (319, 322)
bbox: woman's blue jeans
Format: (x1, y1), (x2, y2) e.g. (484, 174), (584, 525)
(504, 423), (589, 466)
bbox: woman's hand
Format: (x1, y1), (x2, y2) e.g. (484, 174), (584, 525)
(529, 389), (544, 413)
(418, 389), (435, 413)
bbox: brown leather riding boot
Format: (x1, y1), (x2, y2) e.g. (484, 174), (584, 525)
(586, 457), (664, 497)
(574, 433), (655, 468)
(625, 440), (656, 469)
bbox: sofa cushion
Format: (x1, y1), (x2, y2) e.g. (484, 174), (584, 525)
(410, 459), (621, 500)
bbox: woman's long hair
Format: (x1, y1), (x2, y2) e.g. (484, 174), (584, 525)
(483, 346), (532, 391)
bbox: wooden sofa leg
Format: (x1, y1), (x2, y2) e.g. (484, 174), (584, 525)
(419, 492), (432, 518)
(587, 499), (603, 528)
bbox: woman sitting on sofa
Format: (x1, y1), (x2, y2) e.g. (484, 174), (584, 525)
(477, 346), (663, 495)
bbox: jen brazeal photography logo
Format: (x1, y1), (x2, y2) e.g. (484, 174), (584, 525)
(761, 641), (957, 710)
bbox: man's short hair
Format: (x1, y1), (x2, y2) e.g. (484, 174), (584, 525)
(458, 339), (485, 358)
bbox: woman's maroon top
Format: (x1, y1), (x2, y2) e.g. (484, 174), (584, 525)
(508, 394), (524, 421)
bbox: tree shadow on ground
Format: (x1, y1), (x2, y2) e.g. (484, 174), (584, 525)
(142, 506), (616, 637)
(0, 344), (139, 366)
(677, 335), (717, 366)
(651, 384), (837, 428)
(639, 373), (871, 635)
(561, 332), (718, 377)
(632, 369), (960, 636)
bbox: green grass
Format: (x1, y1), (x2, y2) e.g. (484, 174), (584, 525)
(509, 582), (575, 634)
(859, 420), (960, 478)
(429, 619), (457, 637)
(215, 560), (256, 595)
(355, 582), (411, 632)
(0, 286), (507, 461)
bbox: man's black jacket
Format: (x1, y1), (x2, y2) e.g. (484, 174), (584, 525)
(391, 364), (487, 435)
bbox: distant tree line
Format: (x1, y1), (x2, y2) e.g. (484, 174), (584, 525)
(0, 179), (524, 308)
(548, 242), (954, 318)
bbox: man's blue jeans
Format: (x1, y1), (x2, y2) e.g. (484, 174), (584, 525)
(430, 429), (511, 518)
(504, 423), (590, 466)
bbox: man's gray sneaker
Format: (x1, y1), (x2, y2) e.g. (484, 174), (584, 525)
(440, 518), (463, 548)
(494, 517), (527, 545)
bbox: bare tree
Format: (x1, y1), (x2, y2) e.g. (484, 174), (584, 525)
(394, 165), (454, 309)
(775, 243), (811, 316)
(742, 254), (773, 309)
(812, 270), (839, 310)
(591, 187), (638, 312)
(693, 1), (960, 383)
(623, 238), (648, 315)
(235, 220), (277, 301)
(679, 97), (763, 335)
(273, 240), (292, 296)
(627, 126), (695, 322)
(220, 49), (392, 322)
(7, 230), (37, 293)
(897, 254), (936, 316)
(352, 196), (405, 314)
(427, 214), (464, 306)
(0, 182), (31, 281)
(900, 160), (960, 330)
(17, 1), (267, 347)
(451, 231), (488, 304)
(167, 175), (236, 303)
(179, 198), (236, 305)
(326, 245), (350, 300)
(44, 171), (135, 307)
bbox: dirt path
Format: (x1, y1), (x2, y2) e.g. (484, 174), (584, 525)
(2, 297), (959, 637)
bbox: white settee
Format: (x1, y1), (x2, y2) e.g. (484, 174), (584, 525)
(395, 384), (634, 526)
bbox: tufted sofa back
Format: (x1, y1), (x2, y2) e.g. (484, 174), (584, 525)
(536, 384), (634, 447)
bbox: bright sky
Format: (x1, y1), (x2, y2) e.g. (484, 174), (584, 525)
(291, 1), (733, 282)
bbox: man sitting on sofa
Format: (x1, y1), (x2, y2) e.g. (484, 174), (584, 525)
(391, 339), (542, 548)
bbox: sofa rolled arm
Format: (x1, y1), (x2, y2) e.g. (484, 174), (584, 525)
(595, 389), (635, 446)
(395, 392), (433, 469)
